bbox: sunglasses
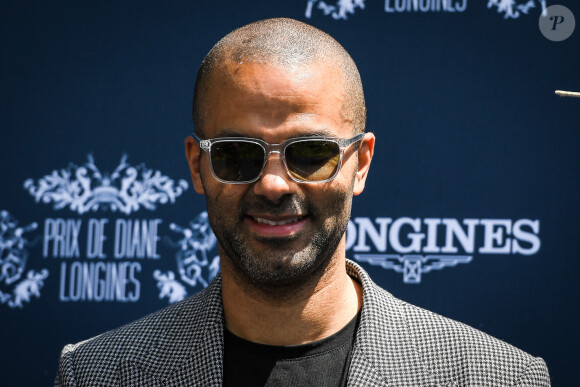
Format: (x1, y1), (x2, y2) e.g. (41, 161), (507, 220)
(197, 133), (365, 184)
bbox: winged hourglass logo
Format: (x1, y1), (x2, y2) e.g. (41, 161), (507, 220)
(354, 254), (472, 284)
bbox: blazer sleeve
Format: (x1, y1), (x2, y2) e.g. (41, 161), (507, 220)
(54, 344), (78, 387)
(515, 356), (551, 387)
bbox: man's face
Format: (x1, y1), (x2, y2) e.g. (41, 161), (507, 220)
(187, 60), (369, 288)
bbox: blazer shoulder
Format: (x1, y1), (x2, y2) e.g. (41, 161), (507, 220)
(55, 279), (222, 386)
(346, 261), (549, 386)
(399, 299), (550, 386)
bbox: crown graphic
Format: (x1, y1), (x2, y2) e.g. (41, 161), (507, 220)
(24, 154), (189, 215)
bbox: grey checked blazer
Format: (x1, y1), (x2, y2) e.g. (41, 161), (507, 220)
(55, 260), (550, 386)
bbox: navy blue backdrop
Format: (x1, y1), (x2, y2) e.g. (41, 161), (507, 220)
(1, 0), (578, 385)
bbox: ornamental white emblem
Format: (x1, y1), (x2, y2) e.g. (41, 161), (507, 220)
(0, 210), (48, 308)
(304, 0), (547, 19)
(155, 211), (220, 303)
(487, 0), (547, 18)
(24, 154), (188, 215)
(305, 0), (365, 20)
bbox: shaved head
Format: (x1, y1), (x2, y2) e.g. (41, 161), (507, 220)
(193, 17), (366, 137)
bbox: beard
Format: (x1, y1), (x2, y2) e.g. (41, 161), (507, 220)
(205, 188), (352, 291)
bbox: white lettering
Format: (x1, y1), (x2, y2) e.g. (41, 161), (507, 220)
(59, 261), (141, 302)
(441, 218), (479, 253)
(479, 219), (512, 254)
(345, 221), (357, 250)
(86, 218), (108, 258)
(389, 217), (424, 253)
(385, 0), (467, 13)
(353, 218), (392, 252)
(455, 0), (467, 11)
(396, 0), (406, 12)
(512, 219), (541, 255)
(43, 218), (82, 258)
(423, 218), (441, 253)
(59, 262), (69, 301)
(347, 216), (540, 256)
(114, 219), (162, 259)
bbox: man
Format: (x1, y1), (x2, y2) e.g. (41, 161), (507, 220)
(55, 18), (550, 386)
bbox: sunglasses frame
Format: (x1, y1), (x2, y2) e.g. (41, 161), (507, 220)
(196, 133), (365, 184)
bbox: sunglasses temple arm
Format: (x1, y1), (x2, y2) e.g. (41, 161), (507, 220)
(341, 133), (366, 148)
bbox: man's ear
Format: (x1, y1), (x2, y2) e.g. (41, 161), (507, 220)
(353, 133), (375, 196)
(185, 136), (205, 194)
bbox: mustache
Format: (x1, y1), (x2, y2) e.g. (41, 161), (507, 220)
(240, 193), (310, 216)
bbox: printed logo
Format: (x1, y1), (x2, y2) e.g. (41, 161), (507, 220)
(488, 0), (547, 19)
(354, 254), (472, 283)
(155, 212), (220, 304)
(24, 154), (188, 215)
(538, 4), (575, 41)
(304, 1), (558, 20)
(22, 154), (190, 304)
(305, 0), (468, 19)
(346, 217), (540, 283)
(11, 152), (546, 303)
(0, 210), (47, 308)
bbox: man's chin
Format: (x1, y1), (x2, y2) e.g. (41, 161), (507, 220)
(239, 264), (322, 291)
(234, 248), (333, 290)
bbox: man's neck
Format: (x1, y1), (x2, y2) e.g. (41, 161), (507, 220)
(221, 255), (363, 346)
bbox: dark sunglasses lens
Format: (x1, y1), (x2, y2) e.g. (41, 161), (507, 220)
(211, 141), (265, 182)
(286, 141), (340, 181)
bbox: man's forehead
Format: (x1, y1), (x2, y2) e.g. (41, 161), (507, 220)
(198, 59), (350, 141)
(203, 60), (345, 118)
(209, 59), (336, 89)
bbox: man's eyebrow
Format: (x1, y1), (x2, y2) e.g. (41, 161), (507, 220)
(213, 129), (247, 138)
(213, 128), (337, 139)
(291, 129), (336, 138)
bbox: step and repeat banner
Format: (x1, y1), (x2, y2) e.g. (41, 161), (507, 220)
(1, 1), (578, 385)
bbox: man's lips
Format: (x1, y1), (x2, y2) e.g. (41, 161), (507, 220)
(245, 214), (308, 237)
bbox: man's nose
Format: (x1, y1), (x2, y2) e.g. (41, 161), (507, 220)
(252, 154), (298, 202)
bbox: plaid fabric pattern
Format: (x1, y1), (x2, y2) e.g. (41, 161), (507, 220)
(55, 260), (550, 386)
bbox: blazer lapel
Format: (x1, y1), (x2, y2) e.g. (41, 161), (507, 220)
(165, 319), (224, 387)
(128, 276), (225, 386)
(346, 261), (431, 387)
(118, 359), (164, 387)
(120, 263), (433, 386)
(348, 348), (389, 387)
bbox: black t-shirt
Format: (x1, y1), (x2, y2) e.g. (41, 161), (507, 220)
(223, 312), (360, 387)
